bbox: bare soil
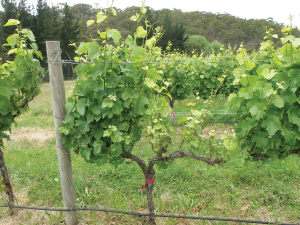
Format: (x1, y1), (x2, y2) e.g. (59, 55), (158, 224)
(5, 127), (55, 146)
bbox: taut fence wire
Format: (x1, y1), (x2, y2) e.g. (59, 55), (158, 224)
(0, 205), (298, 225)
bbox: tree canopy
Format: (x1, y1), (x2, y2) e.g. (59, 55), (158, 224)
(1, 2), (299, 63)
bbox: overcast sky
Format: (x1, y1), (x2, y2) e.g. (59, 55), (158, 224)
(1, 0), (300, 27)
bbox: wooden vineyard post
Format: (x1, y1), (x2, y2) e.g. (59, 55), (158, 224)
(46, 41), (78, 225)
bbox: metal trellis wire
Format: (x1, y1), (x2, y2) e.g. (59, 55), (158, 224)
(0, 205), (298, 225)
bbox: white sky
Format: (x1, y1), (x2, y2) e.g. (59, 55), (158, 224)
(1, 0), (300, 27)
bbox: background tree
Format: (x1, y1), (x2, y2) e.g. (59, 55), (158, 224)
(60, 3), (80, 78)
(210, 40), (224, 55)
(17, 0), (31, 29)
(35, 0), (61, 62)
(1, 0), (17, 39)
(70, 3), (94, 42)
(156, 11), (187, 51)
(184, 35), (211, 56)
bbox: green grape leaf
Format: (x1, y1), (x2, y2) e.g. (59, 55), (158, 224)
(93, 140), (103, 155)
(147, 68), (162, 81)
(86, 112), (95, 123)
(246, 61), (255, 71)
(0, 84), (13, 97)
(97, 155), (109, 165)
(64, 114), (74, 124)
(260, 42), (270, 51)
(125, 35), (135, 48)
(30, 43), (38, 51)
(261, 68), (277, 80)
(107, 29), (122, 45)
(77, 42), (87, 55)
(76, 120), (90, 134)
(239, 88), (253, 99)
(65, 98), (75, 113)
(131, 46), (145, 58)
(249, 104), (265, 121)
(102, 99), (114, 108)
(290, 38), (300, 47)
(86, 42), (100, 60)
(136, 26), (147, 38)
(4, 19), (20, 26)
(88, 62), (105, 80)
(6, 34), (19, 47)
(122, 88), (136, 100)
(130, 15), (137, 21)
(134, 96), (149, 115)
(261, 115), (281, 136)
(271, 95), (284, 108)
(111, 143), (123, 156)
(87, 20), (95, 27)
(91, 105), (102, 115)
(265, 149), (280, 158)
(288, 108), (300, 126)
(22, 29), (35, 42)
(0, 96), (11, 115)
(280, 90), (297, 105)
(91, 125), (103, 139)
(111, 8), (117, 16)
(256, 64), (271, 75)
(112, 101), (123, 115)
(96, 13), (107, 24)
(144, 78), (157, 88)
(76, 98), (88, 116)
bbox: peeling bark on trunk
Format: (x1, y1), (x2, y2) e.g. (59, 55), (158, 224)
(121, 151), (157, 224)
(0, 146), (15, 215)
(145, 168), (156, 225)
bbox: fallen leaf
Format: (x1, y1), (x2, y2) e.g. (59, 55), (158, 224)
(243, 200), (253, 205)
(240, 206), (248, 217)
(199, 201), (205, 209)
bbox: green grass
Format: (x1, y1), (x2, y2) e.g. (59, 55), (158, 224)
(1, 80), (300, 224)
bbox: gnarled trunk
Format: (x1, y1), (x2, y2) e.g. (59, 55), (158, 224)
(121, 150), (224, 225)
(121, 151), (157, 224)
(145, 168), (156, 224)
(0, 146), (15, 215)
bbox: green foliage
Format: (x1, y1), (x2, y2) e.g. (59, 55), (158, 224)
(228, 28), (300, 158)
(157, 49), (240, 103)
(60, 8), (171, 166)
(184, 35), (211, 56)
(210, 40), (224, 55)
(184, 35), (225, 56)
(0, 21), (43, 146)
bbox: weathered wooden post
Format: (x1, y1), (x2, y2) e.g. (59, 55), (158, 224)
(46, 41), (78, 225)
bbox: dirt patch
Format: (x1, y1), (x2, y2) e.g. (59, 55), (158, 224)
(175, 125), (234, 139)
(5, 127), (55, 146)
(202, 125), (234, 139)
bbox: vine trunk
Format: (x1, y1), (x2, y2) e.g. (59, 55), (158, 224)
(0, 146), (15, 215)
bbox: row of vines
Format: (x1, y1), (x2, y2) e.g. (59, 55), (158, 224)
(1, 5), (300, 224)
